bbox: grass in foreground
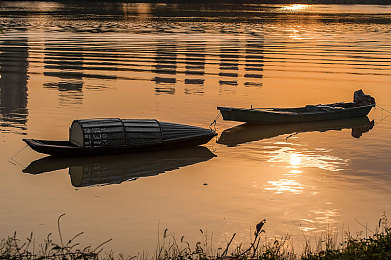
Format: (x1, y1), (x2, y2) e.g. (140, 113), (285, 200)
(1, 215), (391, 259)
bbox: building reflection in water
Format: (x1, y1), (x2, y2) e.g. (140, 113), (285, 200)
(244, 38), (264, 87)
(23, 146), (216, 188)
(184, 42), (205, 95)
(149, 33), (264, 95)
(219, 39), (239, 88)
(0, 37), (29, 134)
(43, 40), (84, 105)
(153, 41), (177, 95)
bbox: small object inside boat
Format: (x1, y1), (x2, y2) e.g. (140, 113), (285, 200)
(217, 90), (375, 124)
(354, 89), (376, 106)
(23, 119), (216, 156)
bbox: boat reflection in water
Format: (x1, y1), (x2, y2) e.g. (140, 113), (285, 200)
(218, 116), (374, 147)
(23, 147), (215, 187)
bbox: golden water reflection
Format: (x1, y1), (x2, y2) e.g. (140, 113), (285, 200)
(284, 169), (303, 177)
(265, 179), (308, 195)
(280, 4), (309, 12)
(219, 119), (373, 199)
(1, 2), (390, 255)
(261, 134), (346, 233)
(263, 145), (347, 197)
(267, 147), (348, 172)
(300, 209), (340, 233)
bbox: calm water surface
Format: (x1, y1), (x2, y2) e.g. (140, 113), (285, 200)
(1, 2), (391, 255)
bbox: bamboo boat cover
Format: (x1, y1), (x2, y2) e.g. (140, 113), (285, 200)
(69, 118), (212, 148)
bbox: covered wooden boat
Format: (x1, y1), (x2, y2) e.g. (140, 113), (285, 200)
(23, 119), (216, 156)
(218, 90), (375, 124)
(218, 116), (374, 147)
(22, 146), (216, 187)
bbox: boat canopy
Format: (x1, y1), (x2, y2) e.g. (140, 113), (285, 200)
(69, 118), (215, 149)
(69, 119), (163, 148)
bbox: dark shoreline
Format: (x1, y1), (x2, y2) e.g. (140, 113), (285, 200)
(7, 0), (391, 5)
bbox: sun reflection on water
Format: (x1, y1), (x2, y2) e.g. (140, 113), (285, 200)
(265, 179), (307, 194)
(263, 141), (348, 197)
(281, 4), (309, 12)
(290, 153), (302, 166)
(267, 147), (348, 172)
(287, 27), (304, 40)
(299, 209), (340, 233)
(283, 169), (303, 177)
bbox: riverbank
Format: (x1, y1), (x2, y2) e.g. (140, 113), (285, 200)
(1, 215), (390, 259)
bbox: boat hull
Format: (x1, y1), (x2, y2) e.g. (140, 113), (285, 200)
(217, 105), (374, 124)
(23, 133), (216, 156)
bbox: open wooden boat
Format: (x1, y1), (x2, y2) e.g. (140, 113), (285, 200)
(218, 116), (374, 147)
(218, 103), (374, 124)
(23, 146), (216, 187)
(23, 119), (216, 156)
(218, 90), (375, 124)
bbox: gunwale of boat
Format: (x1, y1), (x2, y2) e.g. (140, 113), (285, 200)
(24, 139), (76, 147)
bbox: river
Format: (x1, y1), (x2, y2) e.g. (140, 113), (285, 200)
(0, 2), (390, 256)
